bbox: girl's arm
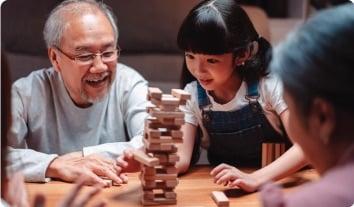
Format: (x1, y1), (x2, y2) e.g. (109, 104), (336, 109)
(251, 109), (307, 183)
(211, 110), (308, 192)
(176, 123), (198, 174)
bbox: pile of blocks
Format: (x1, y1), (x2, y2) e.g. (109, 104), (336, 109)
(133, 87), (190, 205)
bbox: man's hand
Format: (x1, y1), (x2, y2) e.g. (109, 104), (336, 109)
(210, 163), (261, 192)
(115, 149), (143, 182)
(46, 152), (124, 186)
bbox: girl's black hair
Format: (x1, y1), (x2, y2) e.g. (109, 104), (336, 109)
(178, 0), (272, 88)
(270, 3), (354, 116)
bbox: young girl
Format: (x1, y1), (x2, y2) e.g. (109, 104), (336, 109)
(260, 4), (354, 206)
(116, 0), (307, 192)
(176, 0), (307, 191)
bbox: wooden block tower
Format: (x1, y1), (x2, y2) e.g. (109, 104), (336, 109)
(133, 87), (190, 205)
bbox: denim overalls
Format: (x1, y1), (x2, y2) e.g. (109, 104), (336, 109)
(197, 80), (288, 167)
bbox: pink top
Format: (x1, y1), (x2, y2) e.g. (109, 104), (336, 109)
(260, 146), (354, 207)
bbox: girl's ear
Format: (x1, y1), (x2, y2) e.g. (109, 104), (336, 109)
(235, 42), (258, 66)
(48, 48), (61, 72)
(235, 49), (250, 66)
(309, 98), (336, 145)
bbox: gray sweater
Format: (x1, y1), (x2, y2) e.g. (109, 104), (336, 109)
(7, 63), (148, 182)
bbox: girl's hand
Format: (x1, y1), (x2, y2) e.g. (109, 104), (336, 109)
(210, 163), (260, 192)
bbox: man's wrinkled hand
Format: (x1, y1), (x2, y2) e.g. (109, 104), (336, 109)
(46, 152), (124, 186)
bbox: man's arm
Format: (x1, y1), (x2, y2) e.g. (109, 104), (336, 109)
(83, 68), (148, 158)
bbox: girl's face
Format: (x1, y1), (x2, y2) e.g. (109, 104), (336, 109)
(185, 52), (237, 91)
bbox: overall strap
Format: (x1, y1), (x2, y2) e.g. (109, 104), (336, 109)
(197, 82), (211, 109)
(246, 79), (260, 101)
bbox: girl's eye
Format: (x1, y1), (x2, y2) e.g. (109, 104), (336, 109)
(207, 59), (219, 64)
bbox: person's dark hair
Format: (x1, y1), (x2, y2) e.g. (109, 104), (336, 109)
(178, 0), (272, 88)
(270, 3), (354, 117)
(1, 51), (11, 198)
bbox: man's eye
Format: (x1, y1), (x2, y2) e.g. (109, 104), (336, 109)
(76, 55), (93, 61)
(102, 51), (114, 58)
(207, 59), (219, 64)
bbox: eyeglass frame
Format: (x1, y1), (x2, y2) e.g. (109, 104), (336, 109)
(54, 46), (121, 66)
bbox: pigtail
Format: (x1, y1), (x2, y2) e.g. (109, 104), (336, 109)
(238, 36), (272, 82)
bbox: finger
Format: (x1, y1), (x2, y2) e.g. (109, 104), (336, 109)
(216, 172), (235, 185)
(119, 173), (129, 184)
(59, 179), (86, 207)
(116, 156), (129, 168)
(92, 164), (123, 184)
(84, 171), (110, 187)
(123, 149), (134, 158)
(210, 163), (232, 176)
(72, 185), (102, 207)
(214, 169), (229, 183)
(33, 194), (46, 207)
(93, 201), (107, 207)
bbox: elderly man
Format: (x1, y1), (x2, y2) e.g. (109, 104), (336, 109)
(7, 0), (148, 186)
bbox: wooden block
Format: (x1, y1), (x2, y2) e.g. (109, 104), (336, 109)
(164, 191), (177, 199)
(267, 143), (275, 165)
(151, 109), (184, 119)
(211, 191), (229, 207)
(132, 150), (159, 167)
(274, 143), (281, 159)
(174, 118), (185, 125)
(143, 190), (155, 200)
(161, 94), (180, 106)
(142, 166), (156, 176)
(143, 173), (178, 181)
(280, 143), (286, 155)
(170, 130), (183, 138)
(144, 127), (162, 138)
(171, 89), (191, 101)
(141, 179), (178, 189)
(141, 197), (177, 205)
(146, 144), (177, 153)
(262, 143), (267, 167)
(148, 87), (162, 100)
(160, 104), (178, 111)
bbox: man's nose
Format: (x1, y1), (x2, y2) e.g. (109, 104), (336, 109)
(90, 55), (108, 73)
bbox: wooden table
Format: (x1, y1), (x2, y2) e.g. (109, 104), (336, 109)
(26, 166), (318, 207)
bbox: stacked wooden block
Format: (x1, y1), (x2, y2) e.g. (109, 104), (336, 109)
(261, 143), (286, 167)
(133, 87), (190, 205)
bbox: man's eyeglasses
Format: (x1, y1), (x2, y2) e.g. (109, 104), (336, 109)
(54, 46), (120, 66)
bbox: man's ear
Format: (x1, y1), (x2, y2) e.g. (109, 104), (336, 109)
(309, 98), (336, 145)
(48, 48), (61, 72)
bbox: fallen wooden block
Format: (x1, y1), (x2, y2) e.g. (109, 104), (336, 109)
(132, 150), (159, 167)
(211, 191), (229, 207)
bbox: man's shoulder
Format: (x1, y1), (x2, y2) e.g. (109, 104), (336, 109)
(12, 67), (56, 96)
(116, 63), (145, 79)
(115, 63), (147, 85)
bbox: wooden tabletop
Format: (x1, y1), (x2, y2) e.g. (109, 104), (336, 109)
(26, 166), (318, 207)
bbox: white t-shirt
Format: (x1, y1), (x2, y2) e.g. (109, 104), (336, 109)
(181, 75), (287, 148)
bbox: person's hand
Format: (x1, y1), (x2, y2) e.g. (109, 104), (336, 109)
(46, 152), (124, 186)
(4, 172), (30, 207)
(210, 163), (260, 192)
(33, 176), (106, 207)
(115, 148), (142, 182)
